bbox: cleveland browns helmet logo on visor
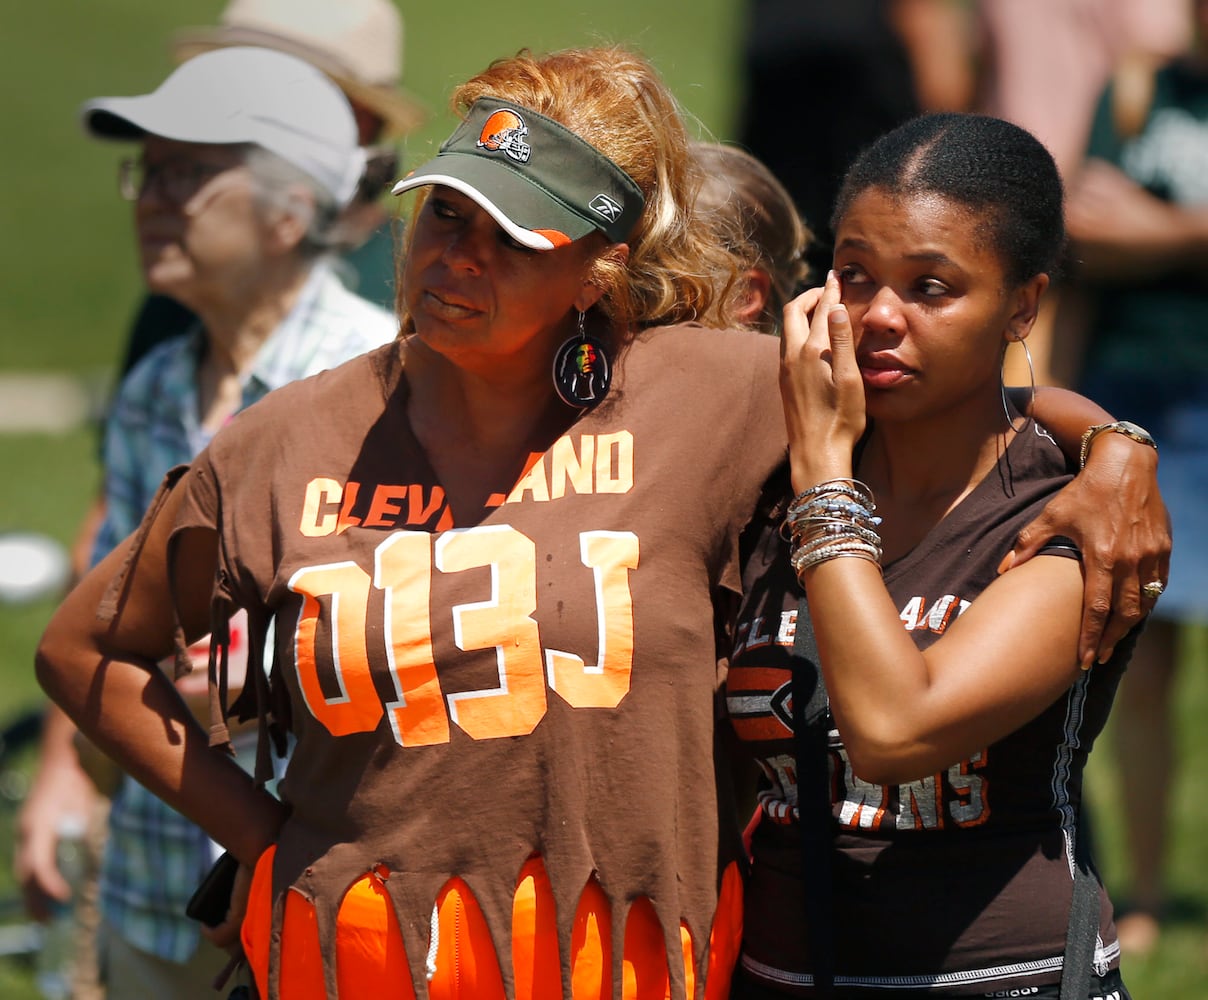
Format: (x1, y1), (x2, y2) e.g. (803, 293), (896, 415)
(477, 109), (532, 163)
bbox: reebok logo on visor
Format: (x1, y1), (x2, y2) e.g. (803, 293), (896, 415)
(477, 109), (531, 163)
(395, 96), (646, 247)
(590, 194), (623, 222)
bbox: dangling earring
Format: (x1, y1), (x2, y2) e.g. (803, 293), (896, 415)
(1000, 334), (1038, 435)
(552, 309), (612, 409)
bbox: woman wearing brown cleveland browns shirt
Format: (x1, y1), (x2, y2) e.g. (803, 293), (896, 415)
(35, 46), (786, 1000)
(36, 47), (1166, 1000)
(729, 113), (1156, 1000)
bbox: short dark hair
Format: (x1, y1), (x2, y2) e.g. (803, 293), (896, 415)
(832, 113), (1065, 286)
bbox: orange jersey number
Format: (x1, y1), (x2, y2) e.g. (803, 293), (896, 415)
(289, 526), (639, 743)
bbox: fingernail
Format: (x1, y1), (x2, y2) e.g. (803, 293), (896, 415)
(1080, 656), (1092, 672)
(997, 550), (1015, 575)
(827, 269), (837, 283)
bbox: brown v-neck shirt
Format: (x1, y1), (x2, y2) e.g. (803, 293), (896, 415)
(171, 324), (788, 999)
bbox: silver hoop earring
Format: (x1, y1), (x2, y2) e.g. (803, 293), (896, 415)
(1000, 336), (1036, 434)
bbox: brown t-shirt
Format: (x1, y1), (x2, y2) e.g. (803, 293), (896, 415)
(171, 324), (787, 999)
(727, 427), (1130, 996)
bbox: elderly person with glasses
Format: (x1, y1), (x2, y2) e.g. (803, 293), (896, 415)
(19, 46), (397, 1000)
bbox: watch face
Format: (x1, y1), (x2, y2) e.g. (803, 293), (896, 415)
(1117, 421), (1155, 444)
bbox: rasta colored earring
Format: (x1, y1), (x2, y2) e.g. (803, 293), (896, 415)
(552, 310), (612, 409)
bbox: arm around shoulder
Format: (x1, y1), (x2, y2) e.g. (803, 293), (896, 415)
(1009, 387), (1169, 668)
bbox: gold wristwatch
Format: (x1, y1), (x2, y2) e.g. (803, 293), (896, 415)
(1078, 420), (1157, 469)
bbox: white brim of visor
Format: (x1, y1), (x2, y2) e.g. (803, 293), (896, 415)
(391, 173), (557, 251)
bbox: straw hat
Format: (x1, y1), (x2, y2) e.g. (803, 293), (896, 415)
(172, 0), (425, 137)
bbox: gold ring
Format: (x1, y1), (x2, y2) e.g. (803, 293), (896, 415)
(1142, 580), (1165, 600)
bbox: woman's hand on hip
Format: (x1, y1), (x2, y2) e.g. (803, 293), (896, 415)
(201, 857), (255, 953)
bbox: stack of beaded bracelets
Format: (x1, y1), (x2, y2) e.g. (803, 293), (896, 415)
(783, 478), (883, 583)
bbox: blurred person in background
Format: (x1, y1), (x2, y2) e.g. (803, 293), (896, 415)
(1055, 0), (1208, 956)
(66, 0), (421, 584)
(17, 2), (418, 994)
(122, 0), (424, 357)
(736, 0), (974, 280)
(691, 141), (812, 335)
(975, 0), (1190, 182)
(973, 0), (1191, 386)
(17, 45), (397, 1000)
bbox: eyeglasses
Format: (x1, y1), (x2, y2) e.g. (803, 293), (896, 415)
(117, 157), (234, 204)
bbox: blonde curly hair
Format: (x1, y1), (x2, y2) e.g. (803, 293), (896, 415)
(397, 46), (743, 334)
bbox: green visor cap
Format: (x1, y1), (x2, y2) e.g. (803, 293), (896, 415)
(392, 96), (644, 250)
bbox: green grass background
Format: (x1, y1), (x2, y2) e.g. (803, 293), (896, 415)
(0, 0), (1205, 996)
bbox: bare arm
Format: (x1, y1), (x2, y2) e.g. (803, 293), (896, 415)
(34, 481), (286, 870)
(889, 0), (976, 113)
(1012, 385), (1170, 669)
(806, 547), (1083, 783)
(16, 491), (110, 922)
(1067, 159), (1208, 281)
(13, 705), (99, 921)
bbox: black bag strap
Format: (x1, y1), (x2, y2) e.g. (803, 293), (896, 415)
(792, 595), (835, 997)
(1059, 806), (1101, 1000)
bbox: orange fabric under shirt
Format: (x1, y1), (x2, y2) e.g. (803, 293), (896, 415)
(243, 847), (742, 999)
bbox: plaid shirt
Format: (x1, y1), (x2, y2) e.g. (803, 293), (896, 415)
(94, 263), (396, 962)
